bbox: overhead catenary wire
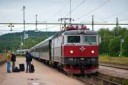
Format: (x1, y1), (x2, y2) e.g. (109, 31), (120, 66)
(63, 0), (88, 18)
(0, 12), (11, 23)
(0, 24), (60, 32)
(0, 0), (128, 35)
(102, 11), (128, 21)
(39, 25), (60, 31)
(76, 0), (111, 21)
(47, 0), (69, 22)
(119, 17), (128, 22)
(53, 0), (69, 17)
(94, 16), (107, 22)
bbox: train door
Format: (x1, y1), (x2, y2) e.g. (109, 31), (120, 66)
(49, 40), (52, 62)
(51, 39), (55, 64)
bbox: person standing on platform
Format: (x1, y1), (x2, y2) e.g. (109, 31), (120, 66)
(5, 50), (11, 73)
(11, 52), (16, 71)
(25, 51), (32, 73)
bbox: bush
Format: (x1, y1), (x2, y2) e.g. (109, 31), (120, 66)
(109, 37), (120, 56)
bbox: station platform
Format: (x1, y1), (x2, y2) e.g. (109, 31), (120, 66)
(0, 57), (84, 85)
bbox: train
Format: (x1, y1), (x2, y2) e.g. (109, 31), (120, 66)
(29, 25), (99, 74)
(16, 49), (28, 56)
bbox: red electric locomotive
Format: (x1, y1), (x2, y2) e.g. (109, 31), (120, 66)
(30, 25), (99, 74)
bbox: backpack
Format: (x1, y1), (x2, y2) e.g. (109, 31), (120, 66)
(29, 64), (35, 73)
(13, 67), (20, 72)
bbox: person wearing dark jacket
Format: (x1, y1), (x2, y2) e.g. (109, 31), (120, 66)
(25, 51), (32, 73)
(11, 53), (16, 71)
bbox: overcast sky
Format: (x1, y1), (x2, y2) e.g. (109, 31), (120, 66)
(0, 0), (128, 34)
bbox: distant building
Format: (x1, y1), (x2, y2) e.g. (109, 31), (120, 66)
(16, 49), (28, 56)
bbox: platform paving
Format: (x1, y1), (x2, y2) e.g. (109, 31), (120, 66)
(0, 57), (85, 85)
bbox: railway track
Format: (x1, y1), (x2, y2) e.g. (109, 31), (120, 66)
(38, 58), (127, 85)
(37, 58), (128, 85)
(74, 75), (122, 85)
(63, 67), (125, 85)
(100, 63), (128, 70)
(53, 67), (123, 85)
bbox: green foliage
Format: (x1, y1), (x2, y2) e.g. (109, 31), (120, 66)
(98, 28), (113, 55)
(98, 28), (113, 36)
(22, 37), (45, 49)
(100, 55), (128, 65)
(0, 30), (56, 53)
(122, 79), (128, 85)
(1, 26), (128, 57)
(112, 26), (128, 37)
(98, 26), (128, 57)
(99, 40), (109, 55)
(122, 33), (128, 56)
(109, 37), (120, 56)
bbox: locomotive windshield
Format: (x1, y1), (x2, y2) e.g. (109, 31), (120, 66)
(84, 36), (97, 44)
(67, 36), (80, 43)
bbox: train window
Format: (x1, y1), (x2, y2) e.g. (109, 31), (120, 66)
(67, 36), (80, 43)
(84, 36), (96, 44)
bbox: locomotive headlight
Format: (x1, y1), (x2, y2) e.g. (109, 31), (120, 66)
(70, 50), (74, 54)
(91, 50), (95, 54)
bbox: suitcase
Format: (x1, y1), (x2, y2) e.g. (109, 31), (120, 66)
(19, 64), (25, 71)
(29, 64), (35, 73)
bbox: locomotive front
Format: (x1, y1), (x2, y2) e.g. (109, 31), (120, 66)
(62, 26), (99, 74)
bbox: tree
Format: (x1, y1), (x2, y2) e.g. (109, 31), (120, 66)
(122, 32), (128, 57)
(112, 26), (127, 37)
(98, 28), (113, 55)
(0, 31), (56, 53)
(109, 37), (120, 56)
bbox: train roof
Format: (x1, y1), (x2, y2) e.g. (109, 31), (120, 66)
(29, 29), (98, 51)
(63, 30), (98, 35)
(51, 29), (98, 39)
(30, 36), (53, 50)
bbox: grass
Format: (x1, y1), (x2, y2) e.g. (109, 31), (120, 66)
(99, 55), (128, 65)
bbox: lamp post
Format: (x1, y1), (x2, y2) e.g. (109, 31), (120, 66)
(92, 15), (94, 31)
(8, 23), (14, 31)
(20, 35), (23, 56)
(8, 23), (14, 51)
(45, 21), (48, 38)
(119, 37), (124, 57)
(35, 14), (38, 32)
(20, 35), (23, 48)
(23, 6), (26, 41)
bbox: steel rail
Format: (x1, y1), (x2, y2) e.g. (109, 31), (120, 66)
(74, 75), (122, 85)
(100, 63), (128, 70)
(34, 58), (123, 85)
(92, 76), (122, 85)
